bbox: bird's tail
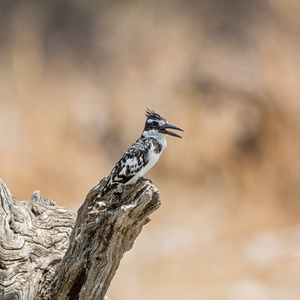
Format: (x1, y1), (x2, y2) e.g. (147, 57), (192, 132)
(101, 181), (117, 197)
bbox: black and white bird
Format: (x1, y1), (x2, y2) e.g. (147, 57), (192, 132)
(102, 109), (183, 195)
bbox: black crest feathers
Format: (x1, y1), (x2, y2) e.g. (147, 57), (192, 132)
(145, 109), (162, 120)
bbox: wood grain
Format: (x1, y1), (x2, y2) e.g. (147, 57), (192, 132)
(0, 177), (160, 300)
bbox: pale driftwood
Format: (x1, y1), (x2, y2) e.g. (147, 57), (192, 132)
(0, 177), (160, 300)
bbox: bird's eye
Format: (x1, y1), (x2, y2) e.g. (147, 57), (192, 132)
(152, 121), (159, 127)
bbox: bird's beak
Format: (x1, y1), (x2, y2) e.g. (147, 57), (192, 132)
(159, 124), (184, 138)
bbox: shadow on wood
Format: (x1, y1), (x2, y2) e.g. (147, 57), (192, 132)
(0, 177), (161, 300)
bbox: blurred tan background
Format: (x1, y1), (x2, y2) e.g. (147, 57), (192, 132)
(1, 0), (300, 299)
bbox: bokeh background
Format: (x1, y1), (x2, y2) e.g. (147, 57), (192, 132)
(1, 0), (300, 299)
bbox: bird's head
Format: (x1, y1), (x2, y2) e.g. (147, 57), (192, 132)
(142, 109), (183, 139)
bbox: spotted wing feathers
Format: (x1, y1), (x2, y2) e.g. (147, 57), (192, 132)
(102, 137), (152, 194)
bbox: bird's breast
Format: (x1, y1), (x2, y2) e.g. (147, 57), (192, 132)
(143, 149), (161, 174)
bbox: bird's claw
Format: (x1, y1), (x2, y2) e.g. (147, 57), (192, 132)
(137, 176), (152, 184)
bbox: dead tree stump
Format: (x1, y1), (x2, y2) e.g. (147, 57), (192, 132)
(0, 177), (160, 300)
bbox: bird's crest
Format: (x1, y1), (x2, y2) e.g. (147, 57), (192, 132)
(145, 109), (162, 120)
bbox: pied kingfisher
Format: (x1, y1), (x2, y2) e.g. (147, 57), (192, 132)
(102, 109), (183, 195)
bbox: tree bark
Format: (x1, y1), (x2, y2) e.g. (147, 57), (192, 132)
(0, 177), (161, 300)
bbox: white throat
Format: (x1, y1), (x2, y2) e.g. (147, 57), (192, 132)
(142, 130), (167, 150)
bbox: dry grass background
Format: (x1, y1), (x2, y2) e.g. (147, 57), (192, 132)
(1, 0), (300, 299)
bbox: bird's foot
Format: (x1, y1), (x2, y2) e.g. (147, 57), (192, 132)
(114, 186), (124, 194)
(137, 176), (153, 184)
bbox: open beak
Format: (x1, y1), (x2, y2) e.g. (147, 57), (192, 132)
(158, 124), (184, 138)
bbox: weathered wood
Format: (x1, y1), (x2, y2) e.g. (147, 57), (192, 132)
(0, 178), (76, 300)
(0, 177), (160, 300)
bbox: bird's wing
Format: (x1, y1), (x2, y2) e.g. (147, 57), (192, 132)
(103, 138), (152, 193)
